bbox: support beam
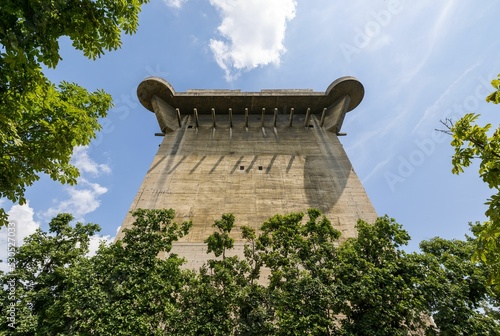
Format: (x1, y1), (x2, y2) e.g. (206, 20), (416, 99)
(320, 108), (327, 126)
(261, 108), (265, 128)
(289, 108), (294, 127)
(304, 108), (311, 127)
(211, 108), (216, 129)
(245, 108), (249, 129)
(193, 108), (199, 128)
(229, 108), (233, 128)
(322, 95), (351, 134)
(176, 108), (182, 128)
(151, 95), (179, 133)
(273, 108), (278, 127)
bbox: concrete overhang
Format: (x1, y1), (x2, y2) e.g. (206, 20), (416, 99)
(137, 76), (364, 115)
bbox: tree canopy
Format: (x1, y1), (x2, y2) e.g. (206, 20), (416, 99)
(2, 209), (498, 335)
(0, 0), (150, 226)
(445, 74), (500, 288)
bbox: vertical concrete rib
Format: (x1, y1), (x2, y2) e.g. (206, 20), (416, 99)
(320, 108), (327, 126)
(194, 108), (199, 128)
(211, 108), (216, 129)
(304, 108), (311, 127)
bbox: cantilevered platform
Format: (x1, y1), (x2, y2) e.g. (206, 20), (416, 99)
(137, 76), (364, 114)
(136, 76), (364, 135)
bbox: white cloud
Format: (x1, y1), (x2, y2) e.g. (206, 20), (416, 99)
(7, 203), (40, 245)
(0, 203), (40, 272)
(209, 0), (297, 80)
(0, 146), (116, 273)
(0, 202), (117, 273)
(43, 179), (108, 222)
(163, 0), (188, 9)
(88, 224), (121, 257)
(40, 146), (111, 222)
(72, 146), (111, 177)
(87, 234), (114, 257)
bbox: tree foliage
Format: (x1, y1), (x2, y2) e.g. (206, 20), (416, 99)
(445, 73), (500, 287)
(1, 209), (499, 335)
(420, 233), (500, 335)
(0, 209), (192, 334)
(334, 217), (430, 335)
(0, 0), (150, 226)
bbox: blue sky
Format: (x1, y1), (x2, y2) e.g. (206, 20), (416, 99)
(2, 0), (500, 261)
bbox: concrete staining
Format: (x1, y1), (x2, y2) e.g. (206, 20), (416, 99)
(117, 77), (377, 268)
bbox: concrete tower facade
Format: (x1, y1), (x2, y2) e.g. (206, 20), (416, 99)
(117, 76), (377, 266)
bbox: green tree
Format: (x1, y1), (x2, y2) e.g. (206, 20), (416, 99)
(0, 0), (150, 226)
(253, 213), (500, 335)
(254, 209), (343, 335)
(0, 209), (192, 334)
(444, 74), (500, 286)
(334, 216), (436, 335)
(174, 214), (274, 336)
(420, 234), (500, 335)
(174, 214), (242, 335)
(60, 208), (191, 335)
(0, 213), (101, 333)
(3, 209), (499, 335)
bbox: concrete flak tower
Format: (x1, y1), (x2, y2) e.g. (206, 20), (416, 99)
(117, 76), (377, 267)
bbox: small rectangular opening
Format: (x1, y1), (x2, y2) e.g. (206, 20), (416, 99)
(308, 125), (314, 128)
(240, 166), (245, 170)
(187, 125), (193, 129)
(258, 166), (263, 171)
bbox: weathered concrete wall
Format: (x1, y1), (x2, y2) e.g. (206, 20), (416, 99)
(118, 113), (376, 242)
(117, 77), (377, 270)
